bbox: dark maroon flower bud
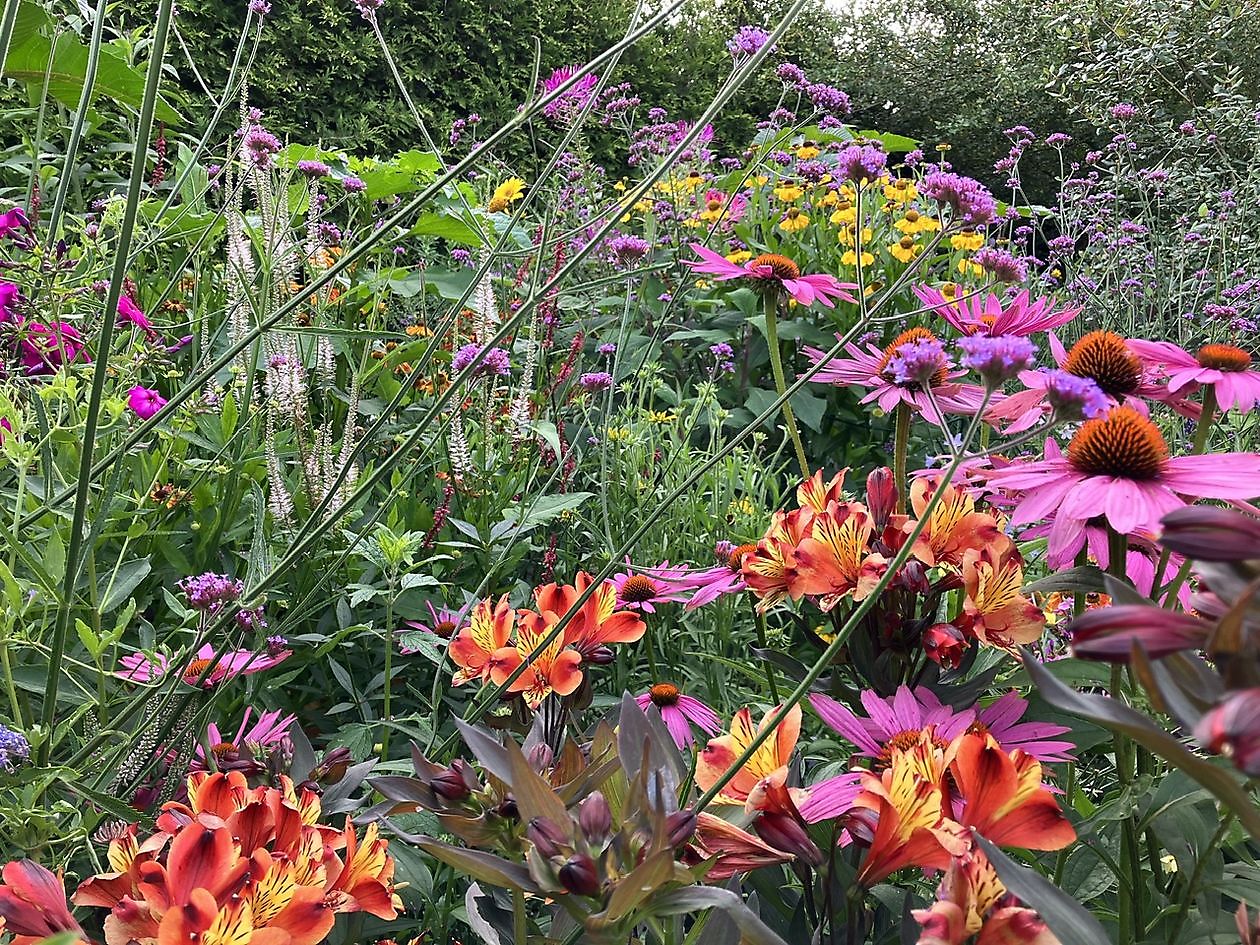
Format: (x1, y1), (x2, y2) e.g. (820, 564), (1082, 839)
(496, 796), (519, 821)
(578, 791), (612, 845)
(865, 467), (898, 528)
(1070, 605), (1208, 662)
(586, 645), (616, 665)
(432, 766), (472, 802)
(1159, 506), (1260, 562)
(897, 560), (931, 594)
(526, 816), (570, 858)
(525, 743), (554, 773)
(843, 807), (879, 847)
(1194, 688), (1260, 776)
(665, 808), (698, 847)
(314, 746), (353, 783)
(558, 853), (601, 897)
(923, 622), (967, 669)
(754, 813), (823, 867)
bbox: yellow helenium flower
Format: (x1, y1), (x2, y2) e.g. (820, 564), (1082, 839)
(951, 229), (985, 251)
(773, 180), (804, 202)
(842, 249), (876, 267)
(829, 202), (857, 226)
(795, 143), (821, 160)
(779, 207), (810, 233)
(957, 258), (984, 277)
(838, 225), (874, 247)
(725, 250), (753, 265)
(488, 178), (525, 212)
(895, 209), (940, 235)
(699, 196), (726, 223)
(890, 236), (922, 263)
(883, 178), (918, 202)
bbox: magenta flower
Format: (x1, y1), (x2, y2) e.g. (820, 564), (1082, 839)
(17, 321), (88, 375)
(671, 543), (761, 609)
(0, 281), (19, 320)
(127, 386), (167, 420)
(117, 643), (291, 688)
(801, 329), (987, 426)
(0, 208), (31, 241)
(635, 682), (721, 749)
(985, 406), (1260, 560)
(403, 600), (469, 641)
(117, 296), (157, 340)
(683, 243), (856, 308)
(1127, 339), (1260, 414)
(972, 692), (1075, 761)
(612, 560), (696, 613)
(913, 286), (1080, 337)
(191, 708), (296, 773)
(797, 770), (864, 824)
(539, 65), (599, 121)
(809, 686), (973, 758)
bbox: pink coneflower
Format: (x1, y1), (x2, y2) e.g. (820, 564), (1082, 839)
(539, 65), (599, 122)
(970, 692), (1076, 761)
(678, 542), (759, 609)
(635, 682), (721, 749)
(985, 406), (1260, 560)
(683, 243), (856, 308)
(190, 708), (295, 773)
(1127, 339), (1260, 414)
(612, 560), (695, 613)
(802, 327), (987, 426)
(117, 643), (291, 688)
(913, 286), (1080, 337)
(986, 330), (1183, 433)
(401, 601), (469, 646)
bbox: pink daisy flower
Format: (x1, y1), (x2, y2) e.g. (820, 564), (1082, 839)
(913, 285), (1081, 337)
(675, 542), (760, 609)
(402, 600), (469, 641)
(635, 682), (722, 749)
(612, 559), (695, 613)
(683, 243), (856, 308)
(1127, 339), (1260, 414)
(117, 643), (291, 688)
(191, 708), (295, 773)
(985, 406), (1260, 561)
(809, 686), (975, 759)
(802, 326), (987, 426)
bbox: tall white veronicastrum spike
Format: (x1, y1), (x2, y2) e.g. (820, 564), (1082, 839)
(334, 372), (362, 510)
(447, 407), (475, 479)
(471, 246), (498, 343)
(265, 409), (295, 526)
(509, 306), (541, 443)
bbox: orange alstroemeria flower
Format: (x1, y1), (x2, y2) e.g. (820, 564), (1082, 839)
(908, 477), (1003, 568)
(533, 571), (646, 658)
(913, 850), (1007, 945)
(687, 813), (794, 881)
(948, 733), (1075, 851)
(450, 595), (515, 685)
(696, 704), (801, 805)
(489, 621), (584, 709)
(742, 509), (816, 612)
(791, 502), (888, 611)
(850, 739), (968, 887)
(960, 545), (1045, 650)
(796, 468), (849, 513)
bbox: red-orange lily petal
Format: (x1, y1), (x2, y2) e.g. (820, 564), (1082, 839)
(961, 545), (1045, 649)
(450, 595), (515, 685)
(688, 813), (794, 881)
(696, 704), (801, 805)
(488, 623), (583, 710)
(909, 477), (1003, 568)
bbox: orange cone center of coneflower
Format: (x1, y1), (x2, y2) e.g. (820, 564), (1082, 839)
(183, 657), (215, 683)
(875, 728), (946, 770)
(1067, 407), (1169, 480)
(649, 682), (682, 707)
(211, 742), (238, 758)
(728, 542), (759, 571)
(706, 198), (723, 212)
(1196, 343), (1251, 371)
(1063, 331), (1142, 396)
(621, 574), (659, 603)
(433, 619), (457, 638)
(749, 253), (801, 281)
(877, 327), (948, 387)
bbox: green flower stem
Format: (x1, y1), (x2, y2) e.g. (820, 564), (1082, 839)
(381, 573), (397, 759)
(1191, 386), (1217, 455)
(1107, 527), (1142, 945)
(38, 0), (174, 766)
(763, 291), (810, 479)
(892, 402), (911, 514)
(753, 608), (780, 703)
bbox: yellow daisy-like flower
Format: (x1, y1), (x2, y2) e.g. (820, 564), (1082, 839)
(883, 177), (918, 203)
(488, 178), (525, 213)
(754, 174), (770, 186)
(795, 142), (821, 160)
(606, 426), (633, 443)
(645, 409), (677, 424)
(940, 282), (959, 301)
(699, 196), (726, 223)
(842, 249), (876, 268)
(951, 229), (984, 251)
(957, 257), (984, 277)
(779, 207), (810, 233)
(773, 180), (804, 202)
(727, 496), (759, 518)
(895, 209), (940, 235)
(817, 190), (840, 208)
(725, 250), (753, 265)
(838, 225), (874, 247)
(633, 198), (653, 214)
(405, 324), (433, 337)
(829, 202), (857, 226)
(695, 279), (711, 289)
(889, 236), (922, 263)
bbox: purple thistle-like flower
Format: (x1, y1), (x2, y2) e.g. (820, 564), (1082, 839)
(1044, 369), (1108, 420)
(243, 126), (280, 168)
(180, 572), (244, 611)
(539, 65), (600, 122)
(1110, 102), (1137, 121)
(836, 143), (886, 183)
(578, 371), (613, 392)
(1045, 132), (1072, 147)
(973, 246), (1028, 283)
(452, 343), (510, 377)
(919, 171), (996, 225)
(775, 62), (807, 87)
(353, 0), (383, 18)
(607, 234), (651, 266)
(958, 334), (1036, 387)
(805, 82), (851, 116)
(726, 25), (773, 58)
(341, 175), (366, 193)
(597, 342), (617, 357)
(297, 159), (330, 179)
(888, 338), (951, 386)
(0, 723), (30, 770)
(248, 0), (271, 15)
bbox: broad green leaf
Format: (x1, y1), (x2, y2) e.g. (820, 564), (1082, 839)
(99, 558), (151, 614)
(408, 211), (482, 246)
(410, 837), (536, 892)
(652, 886), (789, 945)
(501, 491), (594, 531)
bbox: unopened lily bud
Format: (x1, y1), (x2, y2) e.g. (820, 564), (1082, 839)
(1194, 689), (1260, 777)
(314, 746), (353, 783)
(665, 809), (698, 847)
(526, 816), (570, 859)
(558, 854), (601, 897)
(754, 813), (823, 867)
(578, 792), (612, 845)
(586, 645), (616, 665)
(525, 743), (554, 773)
(1159, 506), (1260, 563)
(898, 560), (931, 595)
(843, 807), (879, 847)
(496, 796), (520, 821)
(865, 467), (898, 528)
(432, 766), (472, 802)
(923, 622), (967, 670)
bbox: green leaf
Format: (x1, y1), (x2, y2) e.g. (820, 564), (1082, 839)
(973, 836), (1108, 945)
(652, 886), (789, 945)
(501, 492), (594, 532)
(1023, 565), (1108, 596)
(1023, 650), (1260, 839)
(410, 836), (537, 892)
(408, 211), (482, 246)
(601, 849), (676, 921)
(99, 559), (151, 614)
